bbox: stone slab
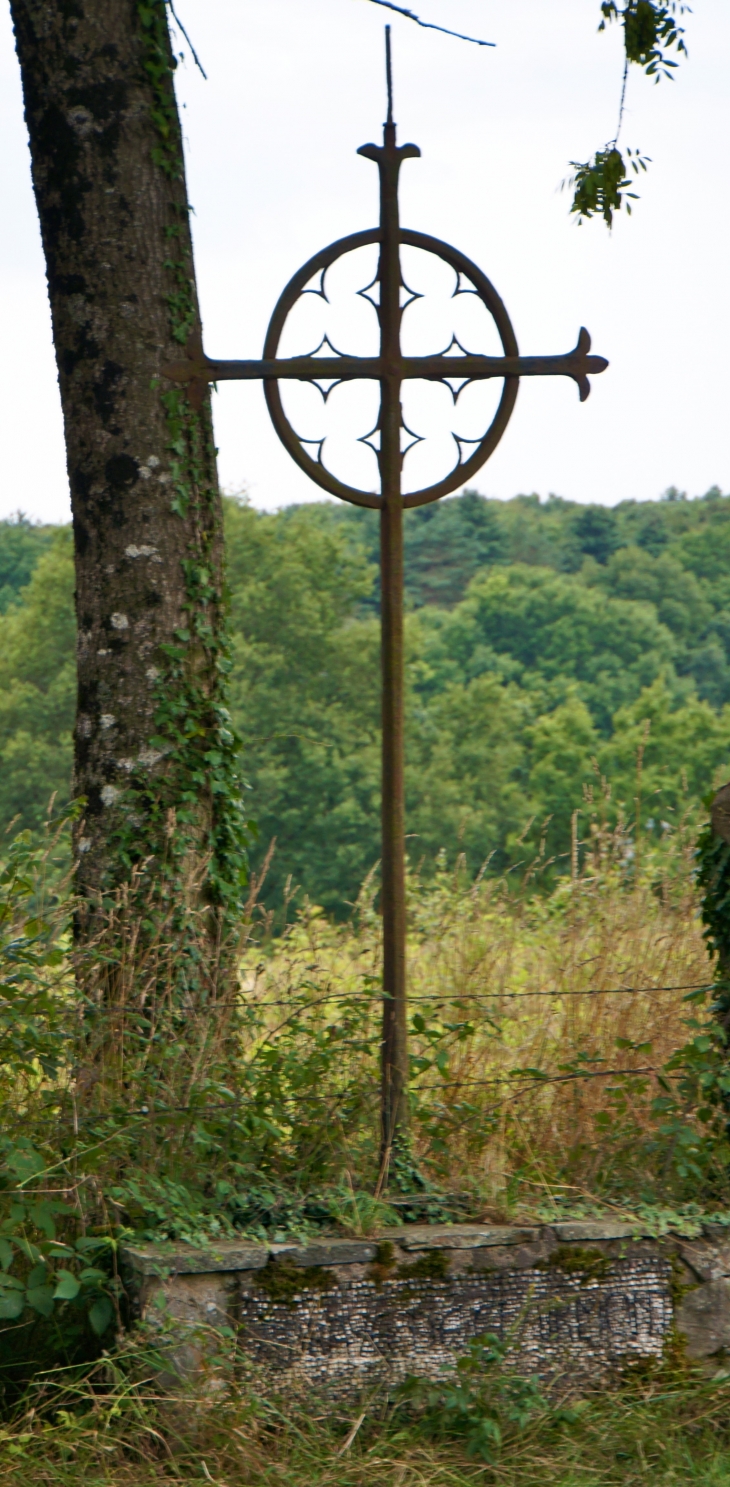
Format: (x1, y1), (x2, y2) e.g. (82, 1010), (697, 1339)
(550, 1221), (638, 1243)
(124, 1242), (268, 1275)
(268, 1241), (377, 1267)
(380, 1223), (540, 1251)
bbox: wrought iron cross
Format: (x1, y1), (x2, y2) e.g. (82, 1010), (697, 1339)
(166, 31), (608, 1169)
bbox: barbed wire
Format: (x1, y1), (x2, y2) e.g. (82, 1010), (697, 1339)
(19, 1062), (673, 1137)
(417, 1065), (658, 1093)
(240, 980), (713, 1010)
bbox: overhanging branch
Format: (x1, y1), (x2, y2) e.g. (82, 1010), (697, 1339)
(363, 0), (495, 46)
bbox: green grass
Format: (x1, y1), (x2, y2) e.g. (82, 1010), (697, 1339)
(5, 1345), (730, 1486)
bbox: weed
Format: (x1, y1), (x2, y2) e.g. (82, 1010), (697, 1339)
(0, 1315), (729, 1484)
(397, 1332), (545, 1462)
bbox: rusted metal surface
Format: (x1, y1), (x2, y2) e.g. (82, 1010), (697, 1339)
(164, 36), (608, 1171)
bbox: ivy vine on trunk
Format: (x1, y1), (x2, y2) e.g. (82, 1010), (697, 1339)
(9, 0), (249, 1063)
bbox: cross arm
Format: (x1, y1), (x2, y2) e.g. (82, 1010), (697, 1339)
(165, 328), (607, 408)
(406, 328), (607, 402)
(165, 354), (384, 383)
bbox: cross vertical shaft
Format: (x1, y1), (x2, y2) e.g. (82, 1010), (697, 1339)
(378, 117), (408, 1165)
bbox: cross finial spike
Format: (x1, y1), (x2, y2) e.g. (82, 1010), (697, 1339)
(385, 25), (394, 126)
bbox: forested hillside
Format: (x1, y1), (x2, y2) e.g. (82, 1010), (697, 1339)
(3, 486), (730, 914)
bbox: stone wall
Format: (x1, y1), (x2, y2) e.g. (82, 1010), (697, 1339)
(122, 1220), (730, 1395)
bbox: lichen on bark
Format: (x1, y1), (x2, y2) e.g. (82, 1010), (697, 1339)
(10, 0), (249, 1040)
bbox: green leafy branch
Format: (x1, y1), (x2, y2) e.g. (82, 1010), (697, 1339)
(568, 145), (650, 228)
(397, 1332), (547, 1463)
(0, 1150), (116, 1335)
(568, 2), (688, 225)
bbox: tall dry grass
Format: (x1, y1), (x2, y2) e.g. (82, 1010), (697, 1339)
(241, 813), (712, 1208)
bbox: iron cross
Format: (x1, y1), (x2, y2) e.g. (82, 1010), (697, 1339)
(166, 31), (608, 1172)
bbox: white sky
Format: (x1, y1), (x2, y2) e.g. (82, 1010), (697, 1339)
(1, 0), (728, 523)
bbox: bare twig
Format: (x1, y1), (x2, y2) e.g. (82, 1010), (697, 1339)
(337, 1411), (367, 1456)
(364, 0), (495, 47)
(166, 0), (208, 78)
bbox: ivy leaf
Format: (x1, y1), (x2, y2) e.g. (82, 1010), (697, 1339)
(0, 1273), (24, 1291)
(5, 1142), (44, 1182)
(29, 1203), (56, 1240)
(0, 1292), (24, 1320)
(88, 1297), (114, 1336)
(53, 1270), (81, 1301)
(26, 1284), (54, 1317)
(74, 1236), (112, 1255)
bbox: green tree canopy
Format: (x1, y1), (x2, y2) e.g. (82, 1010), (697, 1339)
(4, 485), (730, 914)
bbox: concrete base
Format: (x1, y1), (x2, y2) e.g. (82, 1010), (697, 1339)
(122, 1220), (730, 1395)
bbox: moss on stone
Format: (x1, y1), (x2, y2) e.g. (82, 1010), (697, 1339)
(254, 1258), (336, 1307)
(537, 1245), (612, 1284)
(368, 1241), (397, 1290)
(668, 1252), (698, 1307)
(397, 1249), (451, 1282)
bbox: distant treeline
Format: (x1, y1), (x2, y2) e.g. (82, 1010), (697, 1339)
(3, 484), (730, 913)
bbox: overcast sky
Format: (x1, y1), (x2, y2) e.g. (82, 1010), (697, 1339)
(1, 0), (728, 523)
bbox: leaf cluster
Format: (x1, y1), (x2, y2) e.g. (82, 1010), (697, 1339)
(0, 1185), (114, 1338)
(397, 1333), (546, 1462)
(600, 0), (688, 77)
(568, 146), (648, 228)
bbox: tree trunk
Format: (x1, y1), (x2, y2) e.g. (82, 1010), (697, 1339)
(9, 0), (246, 965)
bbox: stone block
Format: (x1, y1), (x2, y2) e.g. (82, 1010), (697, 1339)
(676, 1278), (730, 1358)
(702, 1222), (730, 1241)
(471, 1241), (552, 1271)
(677, 1241), (730, 1284)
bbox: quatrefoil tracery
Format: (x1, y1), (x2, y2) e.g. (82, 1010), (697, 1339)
(262, 226), (523, 511)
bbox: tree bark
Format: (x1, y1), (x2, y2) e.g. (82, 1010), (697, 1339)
(9, 0), (244, 944)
